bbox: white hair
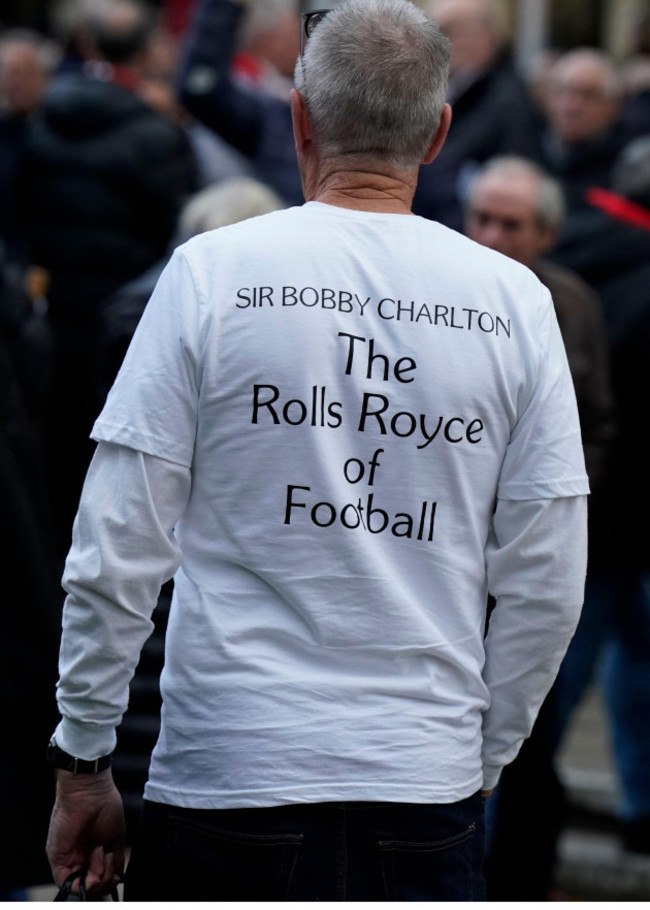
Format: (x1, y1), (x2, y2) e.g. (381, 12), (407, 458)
(0, 28), (61, 75)
(179, 177), (285, 239)
(294, 0), (450, 169)
(550, 48), (624, 101)
(474, 156), (566, 231)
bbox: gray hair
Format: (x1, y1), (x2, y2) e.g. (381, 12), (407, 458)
(550, 48), (623, 102)
(179, 177), (285, 239)
(294, 0), (450, 169)
(0, 28), (62, 75)
(239, 0), (298, 49)
(474, 156), (566, 231)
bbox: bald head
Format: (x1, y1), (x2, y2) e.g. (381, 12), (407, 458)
(546, 48), (622, 144)
(426, 0), (500, 77)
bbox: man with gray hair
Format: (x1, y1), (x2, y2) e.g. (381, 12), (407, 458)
(466, 155), (614, 485)
(537, 48), (628, 216)
(466, 157), (615, 897)
(46, 0), (588, 901)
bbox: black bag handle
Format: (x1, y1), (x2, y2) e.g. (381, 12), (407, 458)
(54, 868), (119, 901)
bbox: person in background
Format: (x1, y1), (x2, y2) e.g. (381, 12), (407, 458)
(233, 0), (299, 100)
(466, 155), (616, 899)
(0, 29), (57, 115)
(19, 0), (197, 560)
(0, 241), (62, 901)
(45, 0), (587, 900)
(0, 29), (60, 261)
(113, 12), (253, 188)
(466, 156), (615, 486)
(99, 176), (285, 401)
(538, 49), (627, 215)
(548, 135), (650, 860)
(48, 0), (106, 74)
(177, 0), (303, 206)
(101, 175), (285, 844)
(412, 0), (540, 230)
(613, 10), (650, 140)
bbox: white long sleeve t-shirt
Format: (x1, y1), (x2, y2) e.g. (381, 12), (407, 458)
(54, 203), (588, 807)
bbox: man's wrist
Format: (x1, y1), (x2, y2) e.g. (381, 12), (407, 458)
(52, 717), (117, 761)
(47, 737), (113, 774)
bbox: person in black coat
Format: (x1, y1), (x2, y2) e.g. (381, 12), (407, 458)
(537, 49), (631, 233)
(552, 136), (650, 578)
(19, 0), (197, 559)
(0, 242), (62, 897)
(464, 157), (616, 899)
(0, 29), (59, 264)
(548, 136), (650, 860)
(413, 0), (541, 231)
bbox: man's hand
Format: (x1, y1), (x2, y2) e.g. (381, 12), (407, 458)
(46, 768), (125, 897)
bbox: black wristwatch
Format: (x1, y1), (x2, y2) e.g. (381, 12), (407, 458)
(47, 737), (113, 774)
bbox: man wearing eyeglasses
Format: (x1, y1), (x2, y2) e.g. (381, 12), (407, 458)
(46, 0), (588, 901)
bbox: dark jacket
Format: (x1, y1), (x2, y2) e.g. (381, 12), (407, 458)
(20, 72), (197, 319)
(0, 249), (62, 889)
(177, 0), (303, 207)
(535, 124), (629, 216)
(0, 114), (28, 264)
(413, 53), (541, 230)
(533, 259), (615, 491)
(551, 193), (650, 570)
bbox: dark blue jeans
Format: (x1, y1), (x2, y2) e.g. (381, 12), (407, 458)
(125, 793), (485, 901)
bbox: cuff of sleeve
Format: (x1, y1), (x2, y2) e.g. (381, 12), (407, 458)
(482, 762), (503, 793)
(54, 717), (117, 761)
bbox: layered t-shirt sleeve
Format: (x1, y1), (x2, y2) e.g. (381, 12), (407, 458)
(55, 443), (191, 759)
(482, 281), (589, 790)
(55, 249), (201, 759)
(92, 247), (201, 466)
(498, 283), (590, 501)
(481, 495), (587, 790)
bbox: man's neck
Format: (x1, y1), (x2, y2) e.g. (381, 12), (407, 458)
(307, 162), (417, 215)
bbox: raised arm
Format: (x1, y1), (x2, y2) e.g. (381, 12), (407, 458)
(177, 0), (265, 156)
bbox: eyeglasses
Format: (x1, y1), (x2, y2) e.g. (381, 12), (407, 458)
(300, 9), (330, 56)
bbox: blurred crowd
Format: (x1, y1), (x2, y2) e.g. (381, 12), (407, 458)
(1, 0), (650, 900)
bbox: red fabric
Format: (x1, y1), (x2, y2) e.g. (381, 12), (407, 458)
(231, 51), (266, 83)
(586, 186), (650, 233)
(161, 0), (199, 36)
(107, 64), (144, 94)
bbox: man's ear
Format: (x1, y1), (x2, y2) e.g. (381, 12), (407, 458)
(422, 103), (452, 165)
(290, 88), (312, 153)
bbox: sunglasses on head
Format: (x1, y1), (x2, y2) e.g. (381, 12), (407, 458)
(300, 9), (330, 55)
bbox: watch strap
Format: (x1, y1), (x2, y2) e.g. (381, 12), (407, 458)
(47, 738), (113, 774)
